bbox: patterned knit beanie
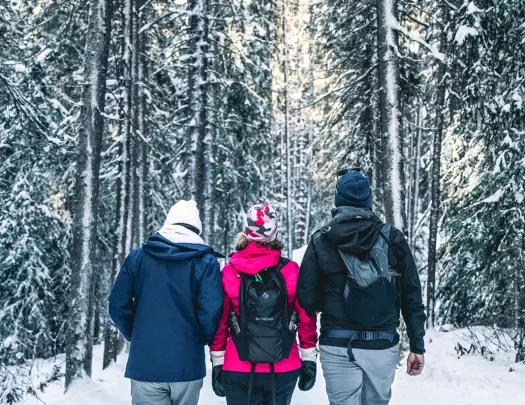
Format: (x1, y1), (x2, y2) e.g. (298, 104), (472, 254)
(243, 204), (279, 242)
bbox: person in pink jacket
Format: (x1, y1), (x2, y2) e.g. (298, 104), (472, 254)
(210, 204), (318, 405)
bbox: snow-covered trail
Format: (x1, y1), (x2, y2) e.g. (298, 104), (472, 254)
(20, 329), (525, 405)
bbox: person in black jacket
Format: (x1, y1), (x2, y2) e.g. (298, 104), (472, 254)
(297, 169), (426, 405)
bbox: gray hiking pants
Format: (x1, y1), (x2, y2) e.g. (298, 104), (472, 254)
(320, 345), (398, 405)
(131, 379), (203, 405)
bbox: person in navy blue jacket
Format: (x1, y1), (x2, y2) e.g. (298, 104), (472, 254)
(109, 200), (223, 405)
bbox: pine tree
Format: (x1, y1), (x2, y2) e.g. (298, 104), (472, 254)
(438, 0), (525, 361)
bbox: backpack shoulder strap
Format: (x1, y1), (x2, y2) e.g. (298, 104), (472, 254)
(273, 257), (291, 273)
(373, 223), (392, 249)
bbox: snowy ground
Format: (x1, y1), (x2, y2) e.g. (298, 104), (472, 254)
(16, 328), (525, 405)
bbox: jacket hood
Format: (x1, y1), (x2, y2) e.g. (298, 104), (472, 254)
(323, 206), (382, 256)
(143, 233), (214, 261)
(229, 242), (281, 275)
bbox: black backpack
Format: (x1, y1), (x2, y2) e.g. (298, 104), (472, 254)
(232, 257), (296, 364)
(338, 224), (401, 327)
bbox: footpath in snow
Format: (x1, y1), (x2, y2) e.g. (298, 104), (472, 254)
(17, 328), (525, 405)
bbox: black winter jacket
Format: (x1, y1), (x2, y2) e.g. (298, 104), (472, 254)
(297, 206), (426, 354)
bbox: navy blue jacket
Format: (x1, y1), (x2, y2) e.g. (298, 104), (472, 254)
(108, 233), (223, 382)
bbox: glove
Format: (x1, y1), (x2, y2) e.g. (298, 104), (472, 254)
(298, 361), (317, 391)
(210, 351), (226, 397)
(212, 365), (225, 397)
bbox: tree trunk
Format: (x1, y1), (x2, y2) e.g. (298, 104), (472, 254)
(303, 89), (314, 245)
(427, 3), (449, 328)
(102, 0), (133, 369)
(127, 0), (141, 253)
(199, 2), (213, 244)
(377, 0), (405, 231)
(370, 17), (383, 216)
(65, 0), (113, 390)
(188, 0), (208, 221)
(137, 7), (148, 245)
(120, 0), (135, 257)
(282, 0), (293, 258)
(409, 106), (422, 249)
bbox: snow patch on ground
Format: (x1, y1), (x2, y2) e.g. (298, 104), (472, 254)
(14, 328), (525, 405)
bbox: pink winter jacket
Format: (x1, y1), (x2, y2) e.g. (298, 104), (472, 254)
(210, 242), (318, 373)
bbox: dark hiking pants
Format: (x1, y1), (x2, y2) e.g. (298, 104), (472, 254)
(222, 370), (300, 405)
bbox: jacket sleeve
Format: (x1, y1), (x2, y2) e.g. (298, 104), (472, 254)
(287, 261), (318, 349)
(293, 295), (318, 350)
(108, 257), (135, 342)
(391, 229), (427, 354)
(196, 257), (224, 344)
(297, 237), (322, 314)
(209, 289), (230, 352)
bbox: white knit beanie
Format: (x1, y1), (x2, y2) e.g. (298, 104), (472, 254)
(164, 200), (203, 235)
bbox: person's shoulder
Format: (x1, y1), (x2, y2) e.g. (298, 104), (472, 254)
(308, 226), (329, 246)
(125, 247), (143, 264)
(380, 223), (410, 258)
(200, 251), (222, 268)
(384, 224), (407, 244)
(279, 256), (300, 282)
(282, 257), (299, 271)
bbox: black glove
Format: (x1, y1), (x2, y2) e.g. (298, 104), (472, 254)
(212, 365), (225, 397)
(298, 361), (317, 391)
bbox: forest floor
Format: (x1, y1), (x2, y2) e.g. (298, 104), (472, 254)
(15, 327), (525, 405)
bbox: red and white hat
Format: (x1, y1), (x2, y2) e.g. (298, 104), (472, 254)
(243, 204), (279, 242)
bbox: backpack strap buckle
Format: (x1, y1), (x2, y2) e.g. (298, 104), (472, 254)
(360, 331), (375, 341)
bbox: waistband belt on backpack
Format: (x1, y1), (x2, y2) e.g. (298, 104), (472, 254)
(323, 330), (397, 362)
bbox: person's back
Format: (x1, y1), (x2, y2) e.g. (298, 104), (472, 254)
(298, 169), (426, 405)
(109, 200), (223, 405)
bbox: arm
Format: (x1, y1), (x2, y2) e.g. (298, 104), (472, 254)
(295, 300), (318, 362)
(391, 230), (427, 354)
(297, 237), (323, 314)
(210, 267), (230, 371)
(209, 289), (230, 367)
(196, 257), (224, 344)
(209, 289), (230, 353)
(108, 258), (135, 341)
(288, 261), (318, 361)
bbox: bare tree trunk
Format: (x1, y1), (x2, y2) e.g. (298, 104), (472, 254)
(102, 0), (135, 369)
(370, 17), (384, 216)
(303, 96), (314, 245)
(137, 3), (148, 245)
(120, 0), (135, 257)
(188, 0), (208, 221)
(282, 0), (293, 258)
(427, 2), (449, 328)
(377, 0), (405, 231)
(127, 0), (141, 253)
(66, 0), (113, 390)
(409, 106), (422, 249)
(202, 16), (216, 245)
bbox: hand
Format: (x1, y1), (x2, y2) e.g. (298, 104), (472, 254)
(298, 361), (317, 391)
(407, 352), (424, 376)
(212, 365), (225, 397)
